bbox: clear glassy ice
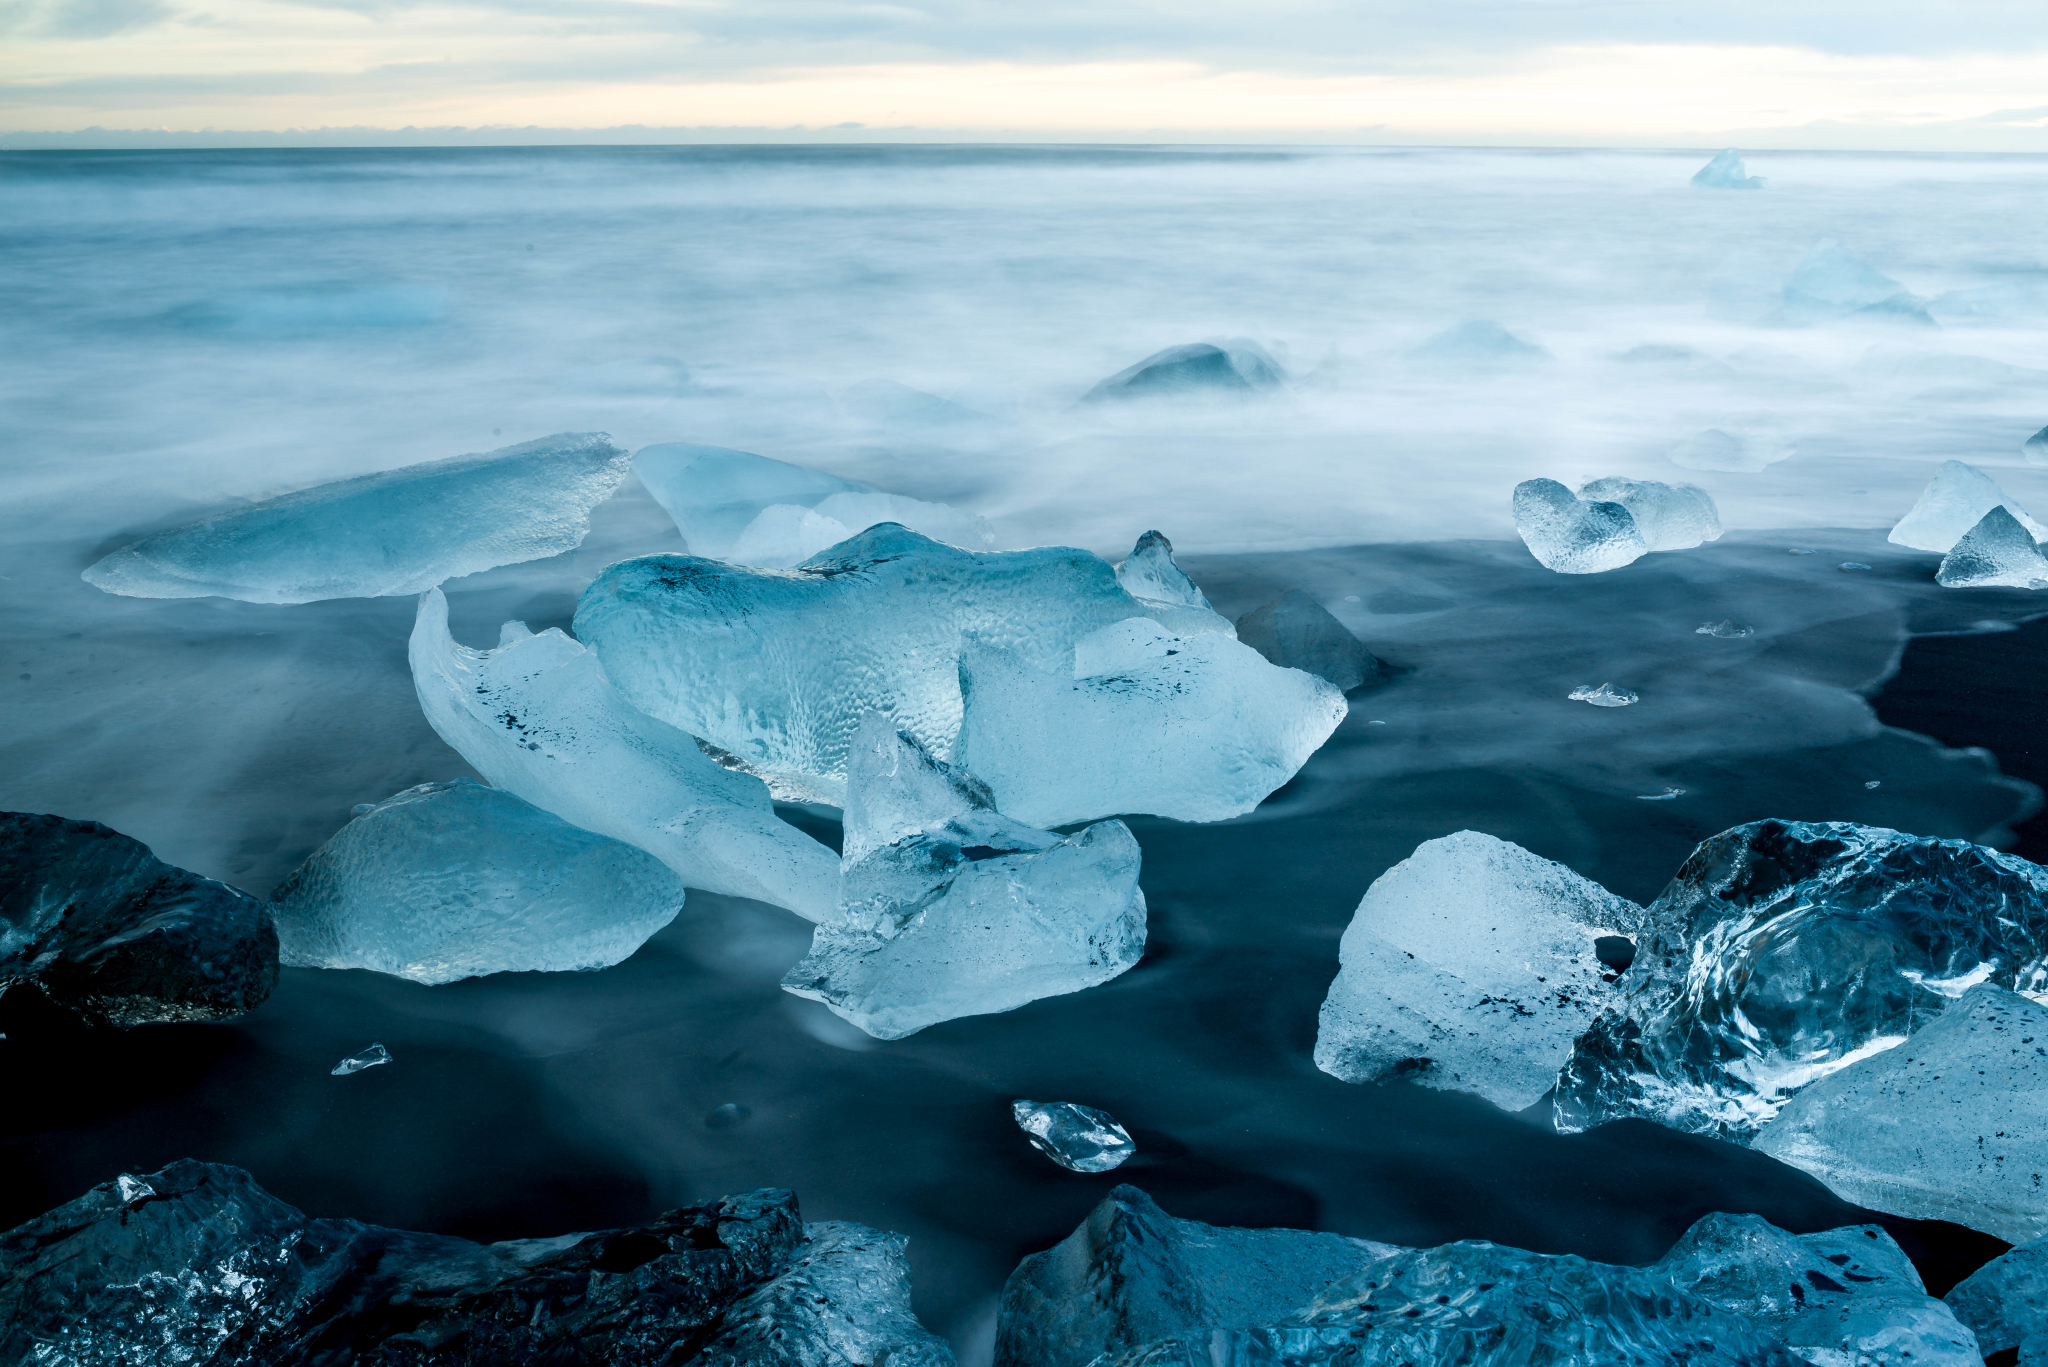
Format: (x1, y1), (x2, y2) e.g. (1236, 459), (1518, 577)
(1012, 1100), (1137, 1173)
(331, 1043), (391, 1076)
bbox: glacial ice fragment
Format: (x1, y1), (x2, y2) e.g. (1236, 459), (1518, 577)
(725, 492), (997, 567)
(1555, 820), (2048, 1140)
(113, 1175), (154, 1204)
(1512, 478), (1648, 574)
(81, 433), (629, 603)
(1783, 240), (1932, 324)
(1755, 984), (2048, 1243)
(1411, 319), (1550, 367)
(633, 442), (870, 558)
(575, 524), (1304, 815)
(1081, 340), (1285, 401)
(1698, 619), (1755, 638)
(1115, 530), (1213, 610)
(1638, 788), (1685, 800)
(1314, 831), (1644, 1109)
(1012, 1100), (1136, 1173)
(270, 779), (686, 985)
(1692, 149), (1766, 190)
(994, 1184), (1399, 1367)
(1577, 477), (1721, 551)
(1947, 1230), (2048, 1359)
(1936, 507), (2048, 589)
(410, 587), (838, 919)
(1669, 427), (1795, 473)
(331, 1043), (391, 1075)
(0, 812), (277, 1027)
(779, 716), (1146, 1039)
(1653, 1212), (1981, 1367)
(955, 617), (1349, 828)
(1569, 682), (1637, 707)
(2026, 425), (2048, 466)
(1891, 460), (2048, 552)
(1235, 590), (1380, 690)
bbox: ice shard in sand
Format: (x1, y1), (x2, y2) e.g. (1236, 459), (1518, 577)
(1692, 148), (1766, 189)
(1555, 820), (2048, 1140)
(1577, 477), (1721, 551)
(1234, 590), (1380, 690)
(1935, 506), (2048, 588)
(1946, 1229), (2048, 1359)
(1314, 831), (1644, 1110)
(1755, 984), (2048, 1244)
(82, 433), (629, 603)
(780, 716), (1145, 1039)
(1012, 1100), (1136, 1173)
(1891, 460), (2048, 552)
(410, 587), (838, 919)
(1512, 478), (1648, 573)
(270, 779), (686, 985)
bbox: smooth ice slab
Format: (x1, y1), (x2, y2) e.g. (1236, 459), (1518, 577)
(780, 718), (1146, 1039)
(1936, 507), (2048, 589)
(271, 779), (686, 985)
(956, 617), (1348, 828)
(995, 1184), (1398, 1367)
(1577, 477), (1721, 551)
(81, 433), (629, 604)
(1012, 1101), (1137, 1173)
(1081, 340), (1284, 401)
(1234, 590), (1380, 691)
(1693, 149), (1766, 189)
(1115, 530), (1214, 611)
(331, 1043), (391, 1075)
(1947, 1231), (2048, 1358)
(1556, 820), (2048, 1140)
(1891, 460), (2048, 552)
(1314, 831), (1644, 1110)
(1783, 240), (1930, 323)
(1513, 478), (1647, 574)
(1, 811), (277, 1027)
(574, 524), (1279, 812)
(1755, 984), (2048, 1244)
(410, 587), (838, 919)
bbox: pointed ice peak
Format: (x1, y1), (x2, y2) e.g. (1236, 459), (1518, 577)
(1115, 530), (1212, 609)
(1890, 459), (2047, 552)
(1937, 506), (2048, 589)
(2024, 424), (2048, 466)
(1692, 148), (1765, 189)
(841, 712), (1055, 867)
(496, 619), (536, 647)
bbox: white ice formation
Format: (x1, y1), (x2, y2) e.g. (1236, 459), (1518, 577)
(1577, 478), (1721, 551)
(271, 779), (685, 985)
(1755, 984), (2048, 1244)
(1691, 149), (1766, 190)
(1782, 240), (1930, 323)
(779, 716), (1146, 1039)
(1937, 507), (2048, 589)
(1314, 831), (1644, 1110)
(1891, 460), (2048, 553)
(1569, 683), (1638, 707)
(409, 587), (839, 919)
(1012, 1101), (1137, 1173)
(330, 1043), (391, 1076)
(1512, 478), (1648, 574)
(82, 433), (630, 604)
(1081, 340), (1285, 401)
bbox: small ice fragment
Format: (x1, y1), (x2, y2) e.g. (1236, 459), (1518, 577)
(1343, 594), (1362, 602)
(114, 1174), (154, 1204)
(1570, 683), (1638, 707)
(1082, 340), (1284, 401)
(1578, 477), (1721, 551)
(1114, 530), (1212, 610)
(1638, 788), (1685, 801)
(1865, 780), (1882, 789)
(1937, 507), (2048, 589)
(2026, 424), (2048, 466)
(1691, 148), (1765, 190)
(1012, 1100), (1135, 1173)
(1841, 562), (1872, 571)
(704, 1102), (751, 1130)
(1696, 620), (1754, 638)
(1512, 479), (1647, 574)
(1790, 548), (1816, 555)
(1368, 719), (1387, 726)
(331, 1043), (391, 1076)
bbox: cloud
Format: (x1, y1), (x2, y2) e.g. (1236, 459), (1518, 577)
(1, 0), (171, 37)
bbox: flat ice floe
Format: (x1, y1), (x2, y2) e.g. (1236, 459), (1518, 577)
(82, 433), (630, 603)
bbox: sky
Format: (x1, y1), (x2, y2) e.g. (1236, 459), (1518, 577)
(4, 0), (2048, 147)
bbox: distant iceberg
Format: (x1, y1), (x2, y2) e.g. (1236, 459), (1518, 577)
(1691, 149), (1765, 190)
(1781, 240), (1932, 324)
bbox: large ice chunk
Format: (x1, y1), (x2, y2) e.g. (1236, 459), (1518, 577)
(1783, 240), (1931, 324)
(1937, 507), (2048, 588)
(1235, 590), (1380, 691)
(573, 524), (1288, 813)
(1755, 984), (2048, 1243)
(409, 587), (838, 918)
(81, 433), (629, 604)
(1555, 820), (2048, 1139)
(779, 717), (1145, 1039)
(1512, 478), (1648, 574)
(1653, 1213), (1981, 1367)
(1890, 460), (2048, 552)
(1, 812), (277, 1027)
(1577, 477), (1722, 551)
(1314, 831), (1644, 1110)
(1081, 340), (1285, 402)
(1693, 149), (1766, 189)
(271, 779), (685, 984)
(956, 617), (1348, 828)
(1946, 1230), (2048, 1359)
(994, 1184), (1399, 1367)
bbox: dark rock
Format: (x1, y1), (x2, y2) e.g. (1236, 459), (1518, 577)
(1233, 591), (1380, 690)
(1081, 341), (1284, 402)
(0, 1159), (952, 1366)
(0, 812), (277, 1027)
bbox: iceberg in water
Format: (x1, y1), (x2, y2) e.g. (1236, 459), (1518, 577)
(271, 779), (685, 984)
(410, 587), (838, 918)
(1936, 507), (2048, 589)
(1012, 1100), (1137, 1174)
(1577, 477), (1721, 551)
(1081, 340), (1285, 402)
(1692, 149), (1766, 189)
(1892, 460), (2048, 552)
(1555, 820), (2048, 1140)
(1755, 984), (2048, 1244)
(1235, 590), (1380, 691)
(779, 716), (1145, 1039)
(1782, 240), (1931, 324)
(1512, 478), (1648, 574)
(81, 433), (630, 604)
(1314, 831), (1644, 1110)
